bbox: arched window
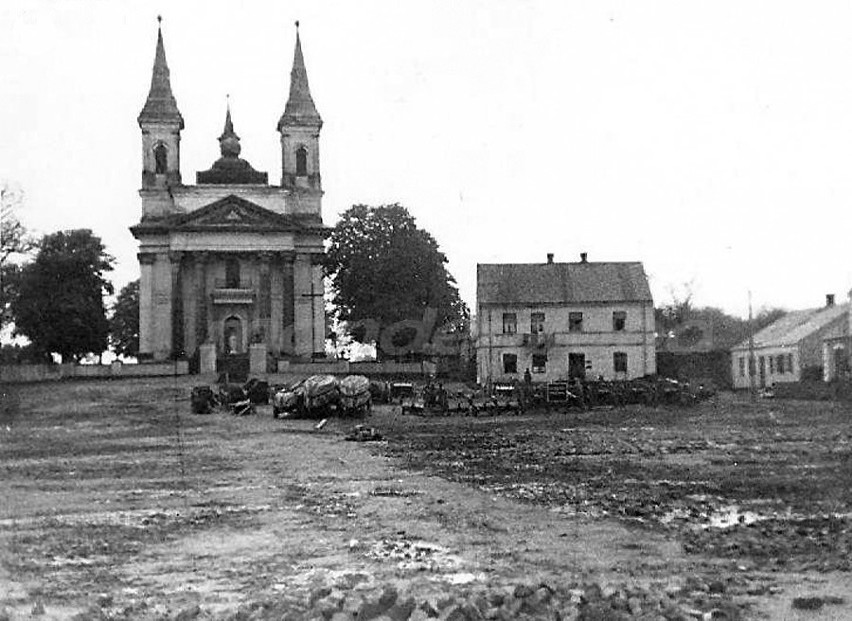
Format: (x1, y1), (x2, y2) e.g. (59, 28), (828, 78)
(295, 147), (308, 176)
(225, 258), (240, 288)
(154, 143), (168, 174)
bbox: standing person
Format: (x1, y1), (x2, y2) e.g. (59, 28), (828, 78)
(523, 367), (533, 410)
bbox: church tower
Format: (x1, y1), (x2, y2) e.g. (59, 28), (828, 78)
(138, 19), (183, 212)
(278, 22), (323, 215)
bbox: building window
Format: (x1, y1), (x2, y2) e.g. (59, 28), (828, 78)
(739, 357), (745, 377)
(502, 312), (517, 334)
(613, 352), (628, 373)
(225, 257), (240, 288)
(503, 353), (518, 374)
(154, 143), (168, 174)
(530, 312), (545, 334)
(748, 356), (755, 376)
(532, 353), (547, 373)
(777, 355), (785, 374)
(569, 312), (583, 332)
(296, 147), (308, 176)
(787, 354), (794, 374)
(769, 356), (775, 374)
(612, 311), (627, 331)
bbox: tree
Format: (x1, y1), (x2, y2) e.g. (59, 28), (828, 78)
(0, 182), (35, 332)
(11, 230), (114, 362)
(0, 183), (34, 265)
(325, 204), (467, 355)
(109, 279), (140, 359)
(656, 286), (787, 351)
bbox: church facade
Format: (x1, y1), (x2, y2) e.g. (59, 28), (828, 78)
(131, 23), (327, 367)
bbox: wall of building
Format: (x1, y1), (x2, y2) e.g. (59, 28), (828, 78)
(730, 346), (799, 390)
(476, 302), (655, 383)
(801, 315), (846, 369)
(822, 336), (850, 382)
(730, 312), (848, 389)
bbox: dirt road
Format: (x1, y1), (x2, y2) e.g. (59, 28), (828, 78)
(1, 378), (850, 619)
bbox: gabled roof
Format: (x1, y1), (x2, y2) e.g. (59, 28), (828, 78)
(477, 261), (653, 306)
(278, 25), (322, 129)
(138, 24), (184, 128)
(733, 303), (849, 350)
(130, 195), (327, 236)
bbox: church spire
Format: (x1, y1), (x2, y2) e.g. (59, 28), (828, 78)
(218, 98), (241, 157)
(278, 22), (322, 130)
(138, 17), (184, 128)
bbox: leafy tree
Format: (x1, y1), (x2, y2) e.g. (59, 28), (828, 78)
(1, 264), (21, 332)
(0, 183), (34, 265)
(325, 204), (467, 355)
(656, 281), (787, 351)
(11, 230), (114, 362)
(0, 182), (35, 332)
(109, 279), (140, 358)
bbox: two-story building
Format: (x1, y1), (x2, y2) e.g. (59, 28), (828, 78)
(476, 253), (656, 384)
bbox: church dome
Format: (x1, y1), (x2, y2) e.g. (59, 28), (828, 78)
(196, 104), (268, 185)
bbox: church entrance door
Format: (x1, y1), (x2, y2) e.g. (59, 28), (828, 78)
(224, 316), (243, 355)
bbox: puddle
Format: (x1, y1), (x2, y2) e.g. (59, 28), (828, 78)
(662, 502), (852, 530)
(442, 572), (485, 585)
(707, 505), (765, 528)
(661, 504), (772, 529)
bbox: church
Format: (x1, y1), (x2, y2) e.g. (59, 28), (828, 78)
(131, 21), (327, 371)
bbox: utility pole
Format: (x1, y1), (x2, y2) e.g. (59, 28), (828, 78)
(748, 290), (756, 402)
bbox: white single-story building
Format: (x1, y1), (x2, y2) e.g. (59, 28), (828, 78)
(730, 296), (848, 389)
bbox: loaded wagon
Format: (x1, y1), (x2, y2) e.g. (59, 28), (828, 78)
(338, 375), (372, 417)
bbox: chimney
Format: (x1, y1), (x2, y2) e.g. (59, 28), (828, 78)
(546, 253), (554, 264)
(580, 252), (588, 263)
(826, 293), (835, 307)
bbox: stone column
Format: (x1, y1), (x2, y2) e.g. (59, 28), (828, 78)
(193, 252), (208, 349)
(269, 253), (284, 354)
(138, 253), (156, 357)
(311, 257), (326, 356)
(258, 252), (272, 347)
(205, 253), (217, 351)
(281, 257), (295, 355)
(183, 253), (197, 355)
(169, 251), (184, 358)
(152, 252), (173, 361)
(293, 253), (313, 357)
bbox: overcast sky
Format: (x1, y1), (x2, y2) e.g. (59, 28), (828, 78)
(2, 0), (852, 318)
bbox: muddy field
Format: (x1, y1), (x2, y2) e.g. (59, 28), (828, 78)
(1, 378), (851, 620)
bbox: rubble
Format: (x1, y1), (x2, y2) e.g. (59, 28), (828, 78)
(204, 578), (748, 620)
(345, 425), (384, 442)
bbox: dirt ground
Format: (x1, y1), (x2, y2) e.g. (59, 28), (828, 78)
(1, 378), (851, 620)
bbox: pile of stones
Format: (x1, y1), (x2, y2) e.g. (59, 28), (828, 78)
(211, 579), (745, 621)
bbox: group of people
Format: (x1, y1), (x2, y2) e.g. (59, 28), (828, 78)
(422, 380), (449, 410)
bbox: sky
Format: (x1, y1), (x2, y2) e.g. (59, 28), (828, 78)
(2, 0), (852, 319)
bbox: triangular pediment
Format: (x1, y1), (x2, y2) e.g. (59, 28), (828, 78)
(174, 195), (300, 231)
